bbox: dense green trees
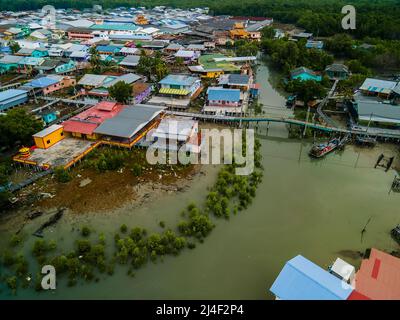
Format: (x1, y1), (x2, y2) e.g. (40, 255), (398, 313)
(285, 80), (327, 105)
(261, 38), (334, 74)
(234, 40), (259, 56)
(0, 109), (43, 150)
(137, 50), (169, 82)
(325, 34), (354, 58)
(108, 81), (132, 103)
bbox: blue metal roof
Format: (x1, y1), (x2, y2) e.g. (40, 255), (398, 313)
(0, 89), (28, 102)
(207, 88), (241, 102)
(96, 45), (121, 53)
(270, 255), (353, 300)
(27, 77), (59, 88)
(159, 74), (197, 86)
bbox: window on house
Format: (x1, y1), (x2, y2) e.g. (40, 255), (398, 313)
(60, 132), (64, 136)
(46, 139), (51, 144)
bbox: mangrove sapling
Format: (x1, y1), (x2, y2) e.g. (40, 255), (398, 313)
(32, 239), (49, 258)
(81, 226), (91, 237)
(9, 234), (23, 247)
(6, 276), (17, 292)
(98, 233), (106, 245)
(120, 224), (128, 233)
(14, 254), (29, 277)
(2, 250), (15, 267)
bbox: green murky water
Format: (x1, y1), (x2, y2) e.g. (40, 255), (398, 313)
(1, 61), (400, 299)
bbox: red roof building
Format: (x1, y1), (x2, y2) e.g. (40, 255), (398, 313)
(63, 101), (126, 138)
(354, 248), (400, 300)
(347, 290), (371, 300)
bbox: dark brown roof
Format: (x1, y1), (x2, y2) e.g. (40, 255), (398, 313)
(132, 82), (151, 96)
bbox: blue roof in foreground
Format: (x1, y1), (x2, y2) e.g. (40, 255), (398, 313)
(159, 74), (197, 86)
(270, 255), (353, 300)
(207, 88), (241, 102)
(0, 89), (28, 101)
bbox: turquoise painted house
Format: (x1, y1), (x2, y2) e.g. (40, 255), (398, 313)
(0, 55), (23, 73)
(31, 48), (49, 58)
(55, 59), (76, 74)
(42, 112), (57, 124)
(291, 67), (322, 82)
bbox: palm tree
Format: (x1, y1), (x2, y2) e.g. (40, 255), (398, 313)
(89, 46), (101, 73)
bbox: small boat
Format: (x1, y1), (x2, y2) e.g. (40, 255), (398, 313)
(309, 138), (340, 158)
(355, 135), (376, 147)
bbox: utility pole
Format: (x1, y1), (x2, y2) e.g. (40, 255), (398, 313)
(303, 105), (311, 137)
(366, 112), (373, 134)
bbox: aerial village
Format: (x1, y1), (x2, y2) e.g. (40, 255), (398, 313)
(0, 4), (400, 300)
(0, 6), (266, 172)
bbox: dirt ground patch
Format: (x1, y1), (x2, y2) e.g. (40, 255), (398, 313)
(35, 163), (199, 214)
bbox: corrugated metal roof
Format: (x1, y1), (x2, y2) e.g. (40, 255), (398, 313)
(94, 104), (164, 138)
(91, 23), (139, 31)
(355, 248), (400, 300)
(0, 55), (23, 64)
(119, 55), (140, 66)
(153, 117), (196, 141)
(270, 255), (353, 300)
(159, 74), (198, 86)
(27, 77), (59, 88)
(175, 50), (196, 58)
(356, 100), (400, 124)
(159, 88), (190, 95)
(78, 74), (108, 86)
(102, 73), (141, 88)
(207, 87), (241, 102)
(62, 101), (126, 135)
(96, 45), (121, 53)
(0, 89), (28, 102)
(360, 78), (397, 93)
(33, 124), (63, 138)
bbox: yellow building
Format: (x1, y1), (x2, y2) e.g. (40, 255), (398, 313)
(229, 22), (249, 40)
(33, 124), (65, 149)
(135, 15), (148, 25)
(201, 70), (224, 79)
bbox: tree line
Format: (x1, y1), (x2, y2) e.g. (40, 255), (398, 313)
(1, 0), (399, 40)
